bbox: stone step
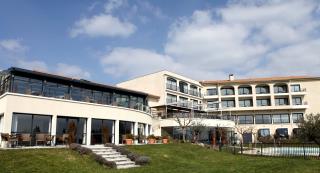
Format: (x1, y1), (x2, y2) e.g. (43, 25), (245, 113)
(95, 151), (120, 156)
(107, 157), (131, 162)
(89, 147), (113, 150)
(115, 160), (135, 165)
(117, 164), (140, 169)
(92, 149), (116, 153)
(102, 155), (127, 159)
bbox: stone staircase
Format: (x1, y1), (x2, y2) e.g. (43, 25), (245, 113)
(85, 145), (140, 169)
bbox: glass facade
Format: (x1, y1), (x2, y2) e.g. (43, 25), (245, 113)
(0, 69), (149, 113)
(91, 119), (114, 145)
(56, 116), (87, 145)
(179, 81), (188, 94)
(275, 98), (289, 106)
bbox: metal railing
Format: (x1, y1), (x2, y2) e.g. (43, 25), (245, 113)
(166, 83), (177, 91)
(225, 142), (320, 159)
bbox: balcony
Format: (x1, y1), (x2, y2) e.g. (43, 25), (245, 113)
(166, 83), (177, 91)
(189, 90), (202, 97)
(291, 88), (307, 95)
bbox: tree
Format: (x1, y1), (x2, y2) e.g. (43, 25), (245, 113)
(173, 112), (194, 142)
(189, 121), (207, 143)
(299, 113), (320, 146)
(235, 125), (254, 144)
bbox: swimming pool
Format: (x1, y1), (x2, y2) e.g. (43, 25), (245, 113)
(257, 147), (320, 156)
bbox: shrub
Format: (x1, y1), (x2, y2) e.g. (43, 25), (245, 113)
(69, 143), (81, 150)
(127, 152), (140, 161)
(147, 134), (156, 139)
(135, 156), (151, 165)
(78, 147), (92, 155)
(126, 134), (134, 139)
(162, 135), (169, 139)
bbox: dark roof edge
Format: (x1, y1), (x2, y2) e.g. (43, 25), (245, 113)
(7, 67), (149, 96)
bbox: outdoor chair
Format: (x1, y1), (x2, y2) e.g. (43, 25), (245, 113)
(18, 133), (32, 146)
(35, 134), (46, 146)
(1, 133), (18, 148)
(45, 135), (55, 146)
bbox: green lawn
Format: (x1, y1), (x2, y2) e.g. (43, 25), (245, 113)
(0, 144), (319, 173)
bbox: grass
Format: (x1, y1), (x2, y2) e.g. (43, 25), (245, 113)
(0, 144), (319, 173)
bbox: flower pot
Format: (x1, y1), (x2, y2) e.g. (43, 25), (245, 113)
(162, 139), (168, 144)
(125, 139), (133, 145)
(148, 139), (155, 144)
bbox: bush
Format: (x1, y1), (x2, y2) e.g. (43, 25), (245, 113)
(78, 147), (92, 155)
(147, 134), (156, 139)
(127, 152), (140, 160)
(69, 143), (81, 150)
(135, 156), (151, 165)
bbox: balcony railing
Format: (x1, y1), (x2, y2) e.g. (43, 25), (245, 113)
(166, 83), (177, 91)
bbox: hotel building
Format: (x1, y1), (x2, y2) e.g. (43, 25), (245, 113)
(1, 67), (319, 147)
(118, 72), (320, 143)
(0, 67), (154, 147)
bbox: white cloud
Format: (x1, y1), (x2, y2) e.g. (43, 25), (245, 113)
(104, 0), (126, 13)
(100, 47), (181, 78)
(55, 63), (91, 79)
(70, 14), (136, 38)
(99, 0), (320, 80)
(0, 39), (27, 52)
(16, 59), (48, 72)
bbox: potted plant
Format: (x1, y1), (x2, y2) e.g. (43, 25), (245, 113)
(125, 134), (134, 145)
(162, 135), (169, 144)
(147, 134), (156, 144)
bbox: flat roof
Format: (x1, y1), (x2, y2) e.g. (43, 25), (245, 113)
(6, 67), (151, 97)
(201, 76), (320, 85)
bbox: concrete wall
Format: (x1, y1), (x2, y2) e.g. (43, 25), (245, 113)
(0, 93), (153, 147)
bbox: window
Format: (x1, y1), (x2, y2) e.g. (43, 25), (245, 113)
(13, 76), (43, 95)
(274, 85), (288, 93)
(114, 94), (129, 108)
(179, 97), (188, 107)
(275, 98), (289, 106)
(292, 97), (302, 105)
(221, 87), (234, 95)
(222, 100), (235, 108)
(207, 101), (218, 108)
(275, 128), (289, 139)
(166, 78), (177, 91)
(273, 114), (290, 124)
(189, 85), (198, 96)
(239, 99), (252, 107)
(258, 129), (270, 137)
(238, 115), (253, 124)
(91, 119), (114, 145)
(256, 98), (270, 106)
(44, 82), (69, 99)
(166, 94), (177, 104)
(238, 87), (252, 95)
(206, 88), (218, 96)
(291, 84), (301, 92)
(56, 116), (87, 145)
(255, 114), (272, 124)
(256, 85), (270, 94)
(179, 81), (188, 94)
(191, 99), (198, 109)
(292, 113), (303, 123)
(11, 113), (51, 134)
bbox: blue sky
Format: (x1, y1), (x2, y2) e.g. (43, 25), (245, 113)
(1, 0), (320, 85)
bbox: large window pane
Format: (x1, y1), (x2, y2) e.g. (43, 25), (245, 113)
(32, 115), (51, 134)
(292, 113), (303, 123)
(91, 119), (114, 145)
(56, 116), (87, 145)
(11, 114), (32, 133)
